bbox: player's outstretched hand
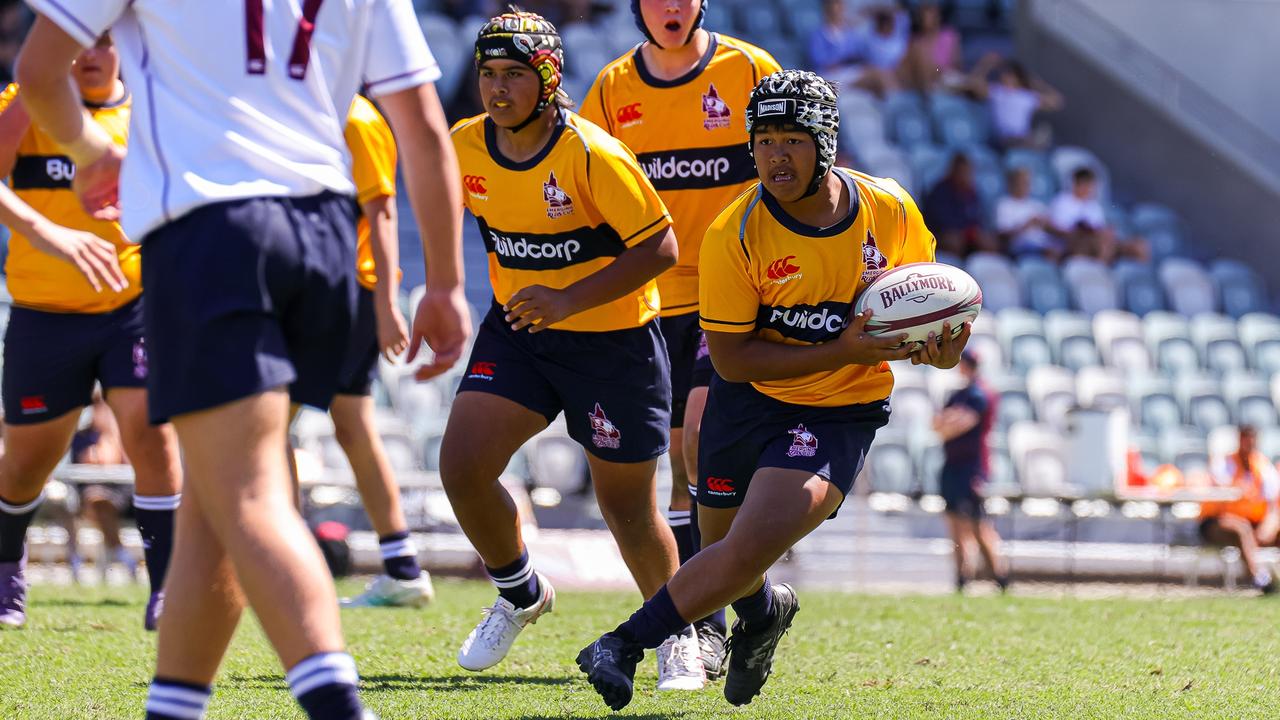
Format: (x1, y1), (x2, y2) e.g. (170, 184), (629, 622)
(835, 309), (913, 366)
(504, 284), (577, 333)
(28, 218), (127, 293)
(911, 321), (971, 368)
(409, 286), (472, 381)
(72, 142), (125, 222)
(375, 297), (410, 362)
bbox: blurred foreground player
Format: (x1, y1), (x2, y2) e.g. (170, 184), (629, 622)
(0, 36), (180, 631)
(581, 0), (780, 680)
(933, 350), (1008, 593)
(578, 70), (964, 710)
(17, 1), (468, 717)
(444, 10), (690, 688)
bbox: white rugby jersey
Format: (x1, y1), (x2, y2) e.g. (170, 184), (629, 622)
(28, 0), (440, 240)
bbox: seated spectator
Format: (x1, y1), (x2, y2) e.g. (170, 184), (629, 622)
(899, 1), (962, 94)
(809, 0), (902, 98)
(863, 4), (910, 74)
(1200, 424), (1280, 594)
(925, 152), (998, 257)
(995, 167), (1060, 261)
(1049, 167), (1148, 264)
(71, 392), (137, 583)
(965, 53), (1063, 149)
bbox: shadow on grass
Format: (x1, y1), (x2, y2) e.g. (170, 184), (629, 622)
(35, 597), (133, 608)
(222, 673), (577, 692)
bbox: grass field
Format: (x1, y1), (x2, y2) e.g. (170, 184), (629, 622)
(3, 578), (1280, 719)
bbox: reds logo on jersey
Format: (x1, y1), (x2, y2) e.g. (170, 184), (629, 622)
(786, 424), (818, 458)
(616, 102), (643, 127)
(766, 255), (802, 285)
(543, 171), (574, 219)
(588, 403), (621, 449)
(701, 84), (731, 130)
(464, 175), (488, 199)
(861, 232), (888, 283)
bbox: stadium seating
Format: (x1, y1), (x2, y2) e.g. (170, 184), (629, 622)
(1043, 310), (1099, 371)
(965, 252), (1022, 313)
(1092, 309), (1150, 373)
(1211, 259), (1270, 318)
(1111, 260), (1166, 316)
(1060, 256), (1119, 316)
(1159, 258), (1218, 316)
(1016, 256), (1071, 314)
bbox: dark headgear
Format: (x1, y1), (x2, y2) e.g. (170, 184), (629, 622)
(745, 70), (840, 198)
(475, 10), (567, 131)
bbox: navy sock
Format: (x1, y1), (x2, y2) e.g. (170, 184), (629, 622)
(485, 548), (540, 609)
(731, 576), (775, 631)
(378, 530), (422, 581)
(668, 508), (695, 565)
(0, 492), (42, 563)
(613, 585), (690, 650)
(144, 677), (211, 720)
(134, 494), (180, 594)
(287, 652), (364, 720)
(686, 500), (728, 634)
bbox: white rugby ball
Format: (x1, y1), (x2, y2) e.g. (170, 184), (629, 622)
(853, 262), (982, 346)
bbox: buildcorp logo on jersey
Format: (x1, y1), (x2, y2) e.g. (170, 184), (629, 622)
(489, 230), (581, 263)
(769, 305), (846, 334)
(641, 154), (732, 183)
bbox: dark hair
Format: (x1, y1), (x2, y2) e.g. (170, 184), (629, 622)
(1240, 424), (1258, 438)
(1002, 60), (1030, 88)
(1072, 167), (1096, 184)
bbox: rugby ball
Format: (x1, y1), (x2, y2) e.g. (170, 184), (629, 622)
(853, 262), (982, 346)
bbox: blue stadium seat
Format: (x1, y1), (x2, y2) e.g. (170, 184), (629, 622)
(1143, 311), (1199, 377)
(1075, 366), (1127, 410)
(1128, 376), (1180, 433)
(1239, 313), (1280, 375)
(888, 104), (933, 147)
(998, 308), (1053, 375)
(1159, 258), (1218, 316)
(1027, 365), (1077, 430)
(1092, 309), (1150, 373)
(965, 252), (1023, 313)
(1043, 310), (1100, 371)
(988, 373), (1032, 433)
(1129, 202), (1181, 235)
(1221, 371), (1277, 428)
(1111, 260), (1166, 316)
(932, 104), (989, 148)
(787, 3), (825, 42)
(1015, 257), (1071, 315)
(1061, 256), (1119, 316)
(739, 4), (783, 42)
(1007, 420), (1070, 496)
(1172, 372), (1230, 434)
(1209, 259), (1269, 319)
(866, 429), (917, 495)
(907, 143), (951, 195)
(1158, 426), (1209, 473)
(1190, 313), (1248, 375)
(419, 13), (466, 103)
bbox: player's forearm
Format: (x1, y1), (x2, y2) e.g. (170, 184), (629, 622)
(563, 228), (676, 315)
(363, 194), (400, 304)
(0, 183), (51, 239)
(707, 335), (848, 384)
(15, 18), (111, 166)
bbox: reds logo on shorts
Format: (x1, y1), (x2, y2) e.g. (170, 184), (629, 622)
(786, 424), (818, 458)
(705, 476), (735, 495)
(588, 402), (621, 449)
(132, 339), (149, 380)
(467, 361), (496, 381)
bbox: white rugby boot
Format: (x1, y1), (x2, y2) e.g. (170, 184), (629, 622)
(457, 572), (555, 671)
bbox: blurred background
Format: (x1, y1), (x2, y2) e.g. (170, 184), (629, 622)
(2, 0), (1278, 594)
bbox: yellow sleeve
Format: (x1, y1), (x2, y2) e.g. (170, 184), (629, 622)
(698, 206), (759, 334)
(753, 48), (782, 81)
(589, 141), (671, 247)
(897, 186), (936, 265)
(578, 73), (611, 134)
(0, 83), (19, 114)
(345, 101), (397, 206)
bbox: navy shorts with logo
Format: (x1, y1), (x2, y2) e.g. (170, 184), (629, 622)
(658, 312), (713, 427)
(698, 375), (889, 517)
(336, 287), (380, 396)
(2, 297), (148, 424)
(940, 463), (986, 519)
(141, 192), (357, 424)
(458, 303), (671, 463)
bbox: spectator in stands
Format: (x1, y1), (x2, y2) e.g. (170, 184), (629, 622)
(1200, 424), (1280, 594)
(933, 351), (1008, 593)
(808, 0), (900, 98)
(70, 392), (138, 582)
(899, 1), (962, 94)
(863, 4), (909, 74)
(995, 167), (1060, 261)
(1049, 167), (1148, 264)
(925, 152), (998, 257)
(965, 52), (1063, 149)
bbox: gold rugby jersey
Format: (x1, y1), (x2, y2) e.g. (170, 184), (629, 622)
(581, 34), (779, 317)
(699, 169), (936, 406)
(345, 95), (400, 292)
(451, 110), (672, 332)
(1, 83), (139, 313)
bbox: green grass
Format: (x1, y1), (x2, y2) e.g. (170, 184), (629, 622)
(3, 579), (1280, 719)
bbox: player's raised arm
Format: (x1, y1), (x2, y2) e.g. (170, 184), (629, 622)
(16, 16), (123, 220)
(0, 182), (125, 293)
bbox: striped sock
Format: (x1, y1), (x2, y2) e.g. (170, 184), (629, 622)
(485, 548), (540, 609)
(144, 678), (211, 720)
(287, 652), (364, 720)
(378, 530), (421, 581)
(0, 491), (43, 563)
(134, 493), (180, 594)
(667, 508), (695, 565)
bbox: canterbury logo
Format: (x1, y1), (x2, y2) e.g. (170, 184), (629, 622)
(463, 175), (487, 194)
(766, 256), (801, 281)
(705, 477), (734, 494)
(616, 103), (643, 125)
(468, 361), (495, 377)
